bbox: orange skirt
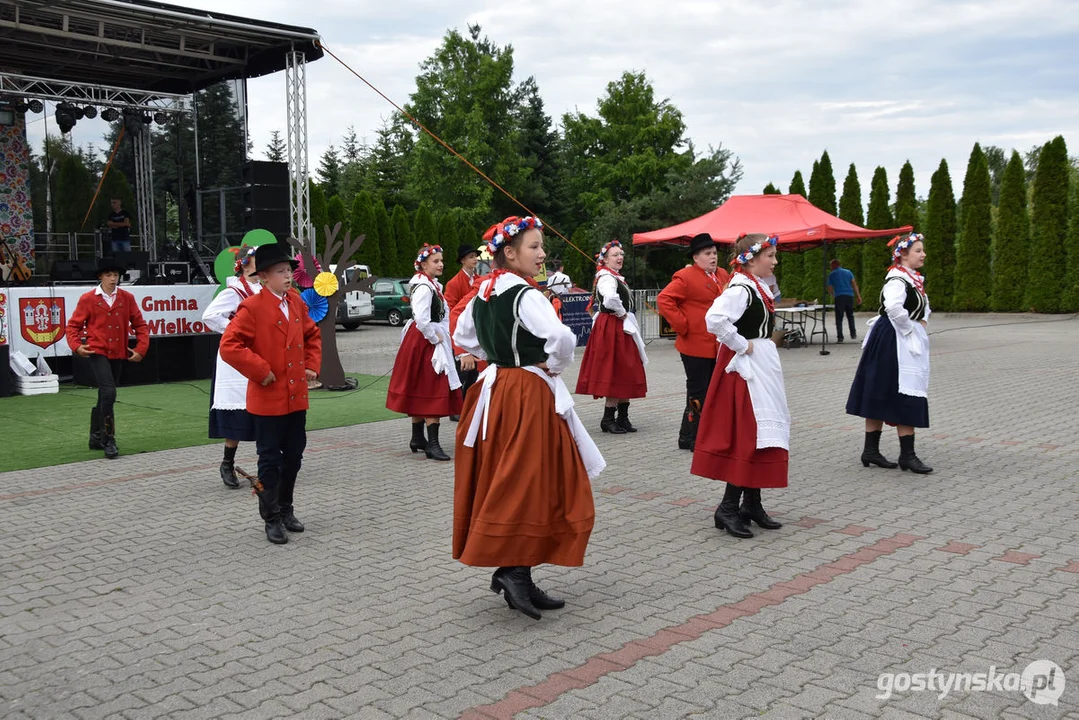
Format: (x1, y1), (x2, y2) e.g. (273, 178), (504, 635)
(575, 313), (648, 399)
(453, 368), (595, 567)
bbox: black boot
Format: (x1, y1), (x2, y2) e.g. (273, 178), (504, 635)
(220, 445), (240, 488)
(678, 397), (701, 450)
(861, 430), (898, 469)
(601, 406), (626, 434)
(88, 407), (104, 450)
(425, 423), (451, 461)
(280, 506), (305, 532)
(491, 566), (542, 620)
(409, 421), (426, 453)
(525, 567), (565, 610)
(616, 402), (637, 433)
(898, 434), (933, 474)
(713, 484), (753, 538)
(102, 413), (119, 459)
(740, 488), (783, 529)
(265, 518), (288, 544)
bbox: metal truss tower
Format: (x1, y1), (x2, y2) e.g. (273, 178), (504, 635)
(285, 50), (311, 251)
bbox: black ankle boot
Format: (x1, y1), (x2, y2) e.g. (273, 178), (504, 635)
(898, 434), (933, 474)
(88, 408), (105, 450)
(713, 484), (753, 538)
(740, 488), (782, 529)
(601, 406), (626, 434)
(409, 422), (426, 453)
(525, 567), (565, 610)
(491, 567), (542, 620)
(265, 518), (288, 544)
(425, 423), (451, 461)
(281, 507), (304, 532)
(861, 430), (898, 468)
(616, 402), (637, 433)
(220, 445), (240, 488)
(102, 413), (119, 459)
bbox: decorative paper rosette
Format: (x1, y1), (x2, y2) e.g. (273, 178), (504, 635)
(300, 288), (329, 322)
(313, 271), (339, 297)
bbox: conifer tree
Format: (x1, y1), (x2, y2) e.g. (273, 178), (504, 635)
(894, 161), (918, 230)
(1026, 136), (1070, 312)
(804, 152), (836, 300)
(436, 213), (460, 276)
(990, 151), (1029, 311)
(326, 195), (347, 235)
(373, 198), (395, 277)
(861, 167), (894, 306)
(349, 191), (382, 272)
(413, 203), (437, 248)
(922, 160), (958, 310)
(781, 170), (807, 299)
(1063, 171), (1079, 312)
(953, 143), (992, 311)
(392, 204), (415, 276)
(837, 163), (864, 283)
(763, 182), (781, 194)
(308, 181), (327, 254)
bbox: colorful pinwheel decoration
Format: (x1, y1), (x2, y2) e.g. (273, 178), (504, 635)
(300, 287), (329, 322)
(313, 271), (339, 297)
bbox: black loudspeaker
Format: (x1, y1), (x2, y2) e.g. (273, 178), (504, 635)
(0, 345), (12, 397)
(50, 259), (98, 282)
(242, 160), (290, 240)
(243, 209), (290, 239)
(243, 184), (289, 210)
(113, 251), (150, 280)
(242, 161), (288, 186)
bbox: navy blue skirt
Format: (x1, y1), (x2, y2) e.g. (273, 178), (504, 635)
(208, 365), (256, 441)
(845, 318), (929, 428)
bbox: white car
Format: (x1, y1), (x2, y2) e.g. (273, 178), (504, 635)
(331, 264), (375, 330)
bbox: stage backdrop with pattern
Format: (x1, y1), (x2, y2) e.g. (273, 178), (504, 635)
(0, 113), (35, 278)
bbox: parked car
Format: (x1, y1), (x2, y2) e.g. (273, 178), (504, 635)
(331, 264), (375, 330)
(371, 277), (413, 326)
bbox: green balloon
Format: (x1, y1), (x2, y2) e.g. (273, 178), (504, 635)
(212, 229), (281, 286)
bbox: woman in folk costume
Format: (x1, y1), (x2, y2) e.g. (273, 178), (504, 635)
(386, 244), (463, 461)
(692, 234), (790, 539)
(655, 233), (728, 450)
(575, 240), (648, 434)
(202, 245), (261, 487)
(846, 232), (933, 474)
(453, 215), (604, 621)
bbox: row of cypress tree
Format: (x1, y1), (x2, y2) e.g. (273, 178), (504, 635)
(766, 135), (1076, 313)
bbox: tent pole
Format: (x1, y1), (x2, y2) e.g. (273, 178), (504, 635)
(820, 240), (830, 356)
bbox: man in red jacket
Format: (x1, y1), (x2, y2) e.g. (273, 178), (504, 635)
(220, 243), (322, 545)
(65, 258), (150, 459)
(656, 233), (728, 451)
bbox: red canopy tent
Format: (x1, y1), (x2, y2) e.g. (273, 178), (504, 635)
(632, 194), (911, 249)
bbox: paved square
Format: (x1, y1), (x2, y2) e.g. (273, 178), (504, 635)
(2, 313), (1077, 719)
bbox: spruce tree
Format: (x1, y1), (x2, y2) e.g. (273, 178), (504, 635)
(373, 199), (395, 277)
(922, 160), (958, 310)
(781, 170), (807, 299)
(861, 167), (894, 306)
(349, 191), (382, 272)
(392, 204), (415, 276)
(804, 152), (836, 300)
(990, 151), (1029, 311)
(953, 144), (992, 311)
(413, 203), (437, 247)
(763, 182), (781, 194)
(1064, 171), (1079, 312)
(1026, 136), (1070, 312)
(326, 195), (347, 235)
(837, 163), (864, 284)
(436, 213), (460, 276)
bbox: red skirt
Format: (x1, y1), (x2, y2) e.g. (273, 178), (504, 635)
(575, 313), (648, 399)
(386, 324), (463, 418)
(453, 368), (595, 567)
(690, 346), (788, 488)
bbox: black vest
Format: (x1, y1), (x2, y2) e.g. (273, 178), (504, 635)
(473, 283), (548, 367)
(411, 280), (445, 323)
(592, 273), (634, 314)
(878, 277), (928, 321)
(730, 282), (775, 340)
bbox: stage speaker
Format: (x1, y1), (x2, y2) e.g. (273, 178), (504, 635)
(243, 160), (288, 186)
(50, 259), (98, 282)
(113, 251), (150, 282)
(0, 345), (12, 398)
(243, 184), (289, 210)
(242, 208), (290, 240)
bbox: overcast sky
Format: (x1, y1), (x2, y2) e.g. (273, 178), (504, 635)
(28, 0), (1079, 211)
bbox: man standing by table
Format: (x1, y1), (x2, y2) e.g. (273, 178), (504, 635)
(827, 258), (861, 343)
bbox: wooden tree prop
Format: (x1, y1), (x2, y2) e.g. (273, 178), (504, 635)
(287, 222), (377, 390)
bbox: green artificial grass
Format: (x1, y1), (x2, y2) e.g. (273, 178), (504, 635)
(0, 374), (400, 472)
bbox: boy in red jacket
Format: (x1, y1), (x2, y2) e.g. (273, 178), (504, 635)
(65, 258), (150, 459)
(219, 243), (322, 545)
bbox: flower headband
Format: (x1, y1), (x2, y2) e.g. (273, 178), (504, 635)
(233, 245), (256, 275)
(482, 216), (543, 255)
(888, 232), (923, 262)
(596, 240), (622, 268)
(731, 234), (778, 266)
(414, 244), (444, 272)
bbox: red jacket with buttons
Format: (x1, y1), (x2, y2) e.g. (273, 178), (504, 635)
(65, 288), (150, 359)
(219, 288), (322, 417)
(656, 265), (729, 358)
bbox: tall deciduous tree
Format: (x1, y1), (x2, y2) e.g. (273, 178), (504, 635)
(861, 167), (894, 306)
(265, 130), (286, 162)
(392, 204), (415, 276)
(780, 170), (807, 299)
(953, 144), (993, 311)
(922, 160), (958, 310)
(837, 163), (864, 283)
(804, 152), (836, 300)
(991, 151), (1030, 311)
(1026, 136), (1070, 312)
(349, 191), (381, 272)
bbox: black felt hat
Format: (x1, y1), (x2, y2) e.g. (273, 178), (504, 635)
(686, 233), (717, 256)
(254, 242), (299, 272)
(457, 244), (478, 262)
(95, 258), (127, 276)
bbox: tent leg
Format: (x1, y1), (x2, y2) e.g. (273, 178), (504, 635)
(820, 241), (830, 356)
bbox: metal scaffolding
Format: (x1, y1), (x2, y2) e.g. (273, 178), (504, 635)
(129, 121), (157, 261)
(285, 50), (311, 251)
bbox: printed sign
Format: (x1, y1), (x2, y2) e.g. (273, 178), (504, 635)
(18, 297), (66, 349)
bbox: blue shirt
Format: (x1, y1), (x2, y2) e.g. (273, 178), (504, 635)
(828, 267), (855, 297)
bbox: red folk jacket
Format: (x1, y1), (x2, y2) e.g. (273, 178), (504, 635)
(449, 274), (489, 369)
(65, 288), (150, 360)
(219, 288), (322, 416)
(656, 265), (729, 358)
(444, 269), (479, 311)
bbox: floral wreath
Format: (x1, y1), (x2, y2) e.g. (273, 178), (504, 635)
(730, 234), (778, 267)
(595, 240), (622, 268)
(482, 215), (543, 255)
(414, 244), (444, 272)
(232, 245), (256, 276)
(888, 232), (923, 262)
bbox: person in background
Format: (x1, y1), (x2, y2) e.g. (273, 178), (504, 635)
(827, 258), (862, 343)
(445, 244), (482, 421)
(107, 198), (133, 254)
(546, 260), (572, 296)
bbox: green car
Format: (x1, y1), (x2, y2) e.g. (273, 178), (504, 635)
(371, 277), (414, 327)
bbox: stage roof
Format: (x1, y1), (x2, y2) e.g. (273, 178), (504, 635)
(0, 0), (323, 96)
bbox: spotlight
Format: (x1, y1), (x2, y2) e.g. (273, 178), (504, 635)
(28, 99), (44, 114)
(55, 103), (77, 133)
(153, 112), (168, 126)
(13, 100), (29, 113)
(73, 106), (85, 121)
(100, 107), (120, 122)
(142, 114), (153, 125)
(82, 105), (97, 119)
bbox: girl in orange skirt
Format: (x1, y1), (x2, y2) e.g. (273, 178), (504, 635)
(386, 244), (463, 460)
(691, 234), (791, 539)
(453, 216), (605, 620)
(576, 240), (648, 434)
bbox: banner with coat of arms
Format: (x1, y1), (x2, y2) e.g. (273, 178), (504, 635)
(18, 297), (66, 349)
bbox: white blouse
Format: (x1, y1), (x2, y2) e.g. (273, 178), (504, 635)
(408, 274), (446, 345)
(705, 274), (772, 356)
(882, 268), (931, 336)
(595, 270), (627, 317)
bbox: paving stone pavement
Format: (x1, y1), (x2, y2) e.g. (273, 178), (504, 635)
(2, 312), (1077, 720)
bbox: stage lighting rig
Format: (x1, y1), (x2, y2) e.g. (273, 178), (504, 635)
(28, 99), (44, 114)
(153, 112), (168, 126)
(83, 106), (98, 119)
(55, 103), (78, 133)
(100, 107), (120, 122)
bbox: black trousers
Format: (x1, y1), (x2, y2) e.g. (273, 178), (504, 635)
(680, 354), (716, 442)
(252, 411), (307, 518)
(87, 355), (124, 421)
(456, 358), (480, 400)
(834, 295), (856, 339)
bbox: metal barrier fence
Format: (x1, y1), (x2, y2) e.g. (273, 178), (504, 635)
(631, 288), (666, 341)
(30, 231), (144, 278)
